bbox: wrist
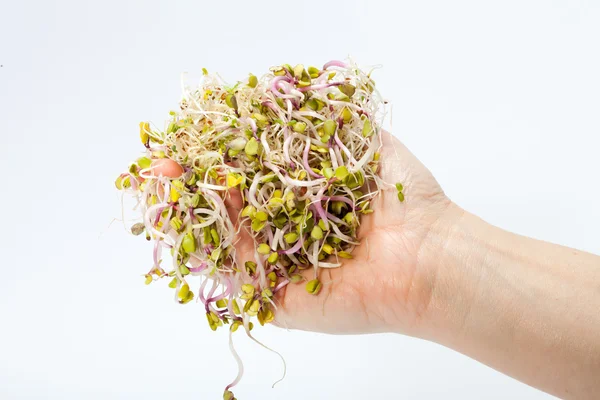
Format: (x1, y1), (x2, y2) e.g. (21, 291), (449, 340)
(408, 203), (490, 342)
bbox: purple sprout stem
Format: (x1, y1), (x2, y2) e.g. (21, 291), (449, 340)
(271, 76), (292, 97)
(310, 201), (330, 230)
(323, 60), (348, 69)
(273, 279), (290, 293)
(278, 236), (304, 255)
(323, 195), (356, 209)
(297, 82), (342, 93)
(303, 138), (323, 178)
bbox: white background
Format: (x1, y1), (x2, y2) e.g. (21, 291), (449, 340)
(1, 0), (599, 399)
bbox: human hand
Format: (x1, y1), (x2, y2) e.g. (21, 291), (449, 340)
(269, 130), (454, 335)
(154, 130), (454, 336)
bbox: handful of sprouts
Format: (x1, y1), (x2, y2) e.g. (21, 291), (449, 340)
(116, 60), (390, 398)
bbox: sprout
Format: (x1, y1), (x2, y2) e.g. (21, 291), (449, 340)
(116, 58), (394, 397)
(305, 279), (322, 295)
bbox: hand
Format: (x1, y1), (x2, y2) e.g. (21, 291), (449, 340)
(156, 130), (455, 336)
(270, 130), (453, 335)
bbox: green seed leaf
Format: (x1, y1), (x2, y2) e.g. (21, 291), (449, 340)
(334, 166), (349, 181)
(293, 121), (307, 133)
(241, 205), (256, 218)
(215, 299), (227, 308)
(311, 226), (324, 240)
(210, 228), (220, 245)
(251, 219), (266, 232)
(284, 232), (299, 243)
(244, 137), (259, 156)
(267, 252), (279, 264)
(323, 119), (337, 136)
(257, 243), (271, 255)
(232, 299), (241, 314)
(245, 261), (257, 275)
(178, 283), (190, 300)
(318, 219), (328, 231)
(338, 251), (353, 259)
(308, 66), (320, 78)
(339, 83), (356, 98)
(397, 192), (405, 202)
(306, 279), (322, 295)
(168, 277), (178, 288)
(341, 107), (352, 123)
(255, 211), (268, 222)
(395, 183), (404, 192)
(223, 389), (236, 400)
(362, 119), (373, 137)
(137, 157), (152, 169)
(181, 233), (196, 253)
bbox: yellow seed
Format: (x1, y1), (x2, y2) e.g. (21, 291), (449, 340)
(341, 107), (352, 123)
(178, 283), (190, 300)
(248, 74), (258, 88)
(230, 321), (241, 333)
(226, 173), (242, 188)
(170, 186), (180, 202)
(322, 243), (334, 254)
(114, 176), (123, 189)
(139, 122), (150, 144)
(182, 290), (194, 304)
(215, 299), (227, 308)
(338, 251), (353, 259)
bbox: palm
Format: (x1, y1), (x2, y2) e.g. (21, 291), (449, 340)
(229, 131), (450, 335)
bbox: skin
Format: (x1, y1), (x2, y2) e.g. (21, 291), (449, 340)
(156, 131), (600, 399)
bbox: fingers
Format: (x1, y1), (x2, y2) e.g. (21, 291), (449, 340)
(150, 158), (185, 178)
